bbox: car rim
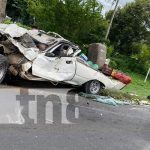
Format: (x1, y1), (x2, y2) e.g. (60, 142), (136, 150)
(90, 80), (100, 94)
(0, 63), (5, 80)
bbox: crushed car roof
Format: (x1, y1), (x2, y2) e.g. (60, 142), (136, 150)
(0, 24), (80, 61)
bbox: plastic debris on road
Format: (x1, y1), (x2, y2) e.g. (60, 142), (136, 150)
(79, 92), (130, 106)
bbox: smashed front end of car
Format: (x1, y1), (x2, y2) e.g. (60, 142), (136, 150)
(0, 24), (80, 81)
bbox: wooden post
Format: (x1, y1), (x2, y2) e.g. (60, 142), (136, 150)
(0, 0), (7, 23)
(105, 0), (120, 40)
(144, 68), (150, 83)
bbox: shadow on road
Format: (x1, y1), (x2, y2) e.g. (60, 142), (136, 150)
(3, 76), (77, 89)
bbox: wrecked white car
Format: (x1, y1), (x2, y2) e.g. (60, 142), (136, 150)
(0, 24), (126, 94)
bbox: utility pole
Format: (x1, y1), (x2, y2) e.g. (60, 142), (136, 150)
(105, 0), (120, 40)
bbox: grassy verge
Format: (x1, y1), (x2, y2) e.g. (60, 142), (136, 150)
(104, 55), (150, 105)
(122, 72), (150, 98)
(101, 72), (150, 105)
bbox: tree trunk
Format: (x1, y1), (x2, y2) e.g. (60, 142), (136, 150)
(0, 0), (7, 23)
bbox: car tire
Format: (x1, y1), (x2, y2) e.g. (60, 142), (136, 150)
(0, 54), (8, 83)
(83, 80), (102, 95)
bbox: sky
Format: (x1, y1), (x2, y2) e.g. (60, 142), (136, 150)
(99, 0), (134, 14)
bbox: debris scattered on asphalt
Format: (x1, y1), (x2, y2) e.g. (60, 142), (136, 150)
(140, 100), (150, 105)
(79, 92), (130, 106)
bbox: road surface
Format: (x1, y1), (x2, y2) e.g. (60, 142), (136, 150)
(0, 80), (150, 150)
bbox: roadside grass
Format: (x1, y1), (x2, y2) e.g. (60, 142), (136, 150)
(101, 72), (150, 105)
(105, 55), (150, 104)
(122, 72), (150, 98)
(101, 89), (142, 104)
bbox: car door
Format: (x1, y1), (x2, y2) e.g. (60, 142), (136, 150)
(32, 44), (76, 82)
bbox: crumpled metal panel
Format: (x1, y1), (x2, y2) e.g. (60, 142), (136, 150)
(0, 24), (8, 33)
(27, 30), (58, 45)
(18, 33), (36, 48)
(0, 39), (17, 54)
(9, 38), (39, 61)
(32, 54), (76, 82)
(7, 53), (24, 65)
(0, 24), (39, 61)
(3, 24), (27, 38)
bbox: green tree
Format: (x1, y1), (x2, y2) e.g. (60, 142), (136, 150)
(106, 0), (150, 55)
(26, 0), (108, 45)
(131, 42), (150, 70)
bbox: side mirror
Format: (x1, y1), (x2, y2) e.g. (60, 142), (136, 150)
(45, 53), (55, 57)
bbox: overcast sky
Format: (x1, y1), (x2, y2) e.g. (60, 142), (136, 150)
(99, 0), (134, 14)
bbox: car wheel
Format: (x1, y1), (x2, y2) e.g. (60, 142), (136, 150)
(84, 80), (102, 95)
(0, 55), (8, 83)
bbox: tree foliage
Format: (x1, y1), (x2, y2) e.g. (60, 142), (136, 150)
(26, 0), (108, 45)
(106, 0), (150, 55)
(6, 0), (32, 24)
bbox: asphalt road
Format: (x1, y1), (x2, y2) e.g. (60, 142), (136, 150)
(0, 80), (150, 150)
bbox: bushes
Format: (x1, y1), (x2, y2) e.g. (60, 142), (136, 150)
(110, 54), (149, 75)
(107, 41), (150, 75)
(2, 19), (13, 24)
(131, 42), (150, 71)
